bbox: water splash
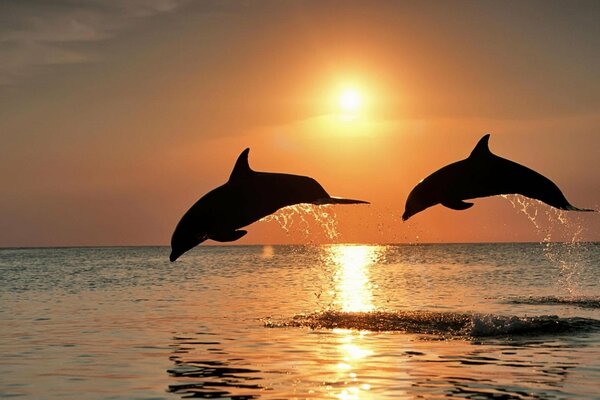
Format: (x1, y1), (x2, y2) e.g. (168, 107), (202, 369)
(502, 195), (586, 295)
(265, 310), (600, 338)
(259, 204), (340, 240)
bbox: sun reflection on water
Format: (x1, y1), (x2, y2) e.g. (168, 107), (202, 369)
(330, 329), (375, 399)
(324, 245), (385, 399)
(327, 245), (384, 312)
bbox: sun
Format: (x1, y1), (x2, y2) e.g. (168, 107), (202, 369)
(339, 89), (362, 113)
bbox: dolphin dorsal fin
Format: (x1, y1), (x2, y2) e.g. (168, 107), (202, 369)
(229, 148), (253, 182)
(469, 134), (492, 159)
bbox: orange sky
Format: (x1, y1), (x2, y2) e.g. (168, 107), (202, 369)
(0, 1), (599, 247)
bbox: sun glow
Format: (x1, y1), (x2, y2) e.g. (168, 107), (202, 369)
(339, 89), (362, 114)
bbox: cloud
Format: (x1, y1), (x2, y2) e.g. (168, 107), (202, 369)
(0, 0), (186, 85)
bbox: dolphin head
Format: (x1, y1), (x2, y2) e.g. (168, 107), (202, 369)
(170, 225), (207, 262)
(402, 180), (438, 221)
(169, 213), (208, 262)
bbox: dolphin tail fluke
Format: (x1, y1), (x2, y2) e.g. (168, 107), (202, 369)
(316, 196), (370, 205)
(564, 205), (596, 212)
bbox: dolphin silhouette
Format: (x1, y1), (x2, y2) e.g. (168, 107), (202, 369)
(170, 148), (369, 261)
(402, 134), (595, 221)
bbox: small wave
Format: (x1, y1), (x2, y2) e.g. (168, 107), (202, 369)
(265, 310), (600, 338)
(505, 296), (600, 309)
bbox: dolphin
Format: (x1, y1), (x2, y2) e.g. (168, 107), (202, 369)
(402, 134), (595, 221)
(170, 148), (369, 261)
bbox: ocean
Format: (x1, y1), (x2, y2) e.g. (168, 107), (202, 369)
(1, 243), (600, 399)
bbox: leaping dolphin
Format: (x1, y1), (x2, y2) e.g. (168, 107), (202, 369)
(402, 134), (594, 221)
(170, 148), (369, 261)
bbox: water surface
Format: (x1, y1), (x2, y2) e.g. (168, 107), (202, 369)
(1, 243), (600, 399)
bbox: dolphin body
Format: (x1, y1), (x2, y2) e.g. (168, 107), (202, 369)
(170, 148), (368, 261)
(402, 134), (594, 221)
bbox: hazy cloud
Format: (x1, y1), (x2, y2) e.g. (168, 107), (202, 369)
(0, 0), (186, 85)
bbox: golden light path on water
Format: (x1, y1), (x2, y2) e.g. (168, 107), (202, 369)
(325, 245), (386, 399)
(328, 245), (381, 312)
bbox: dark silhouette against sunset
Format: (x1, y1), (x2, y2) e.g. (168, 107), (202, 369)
(402, 134), (596, 221)
(170, 148), (367, 261)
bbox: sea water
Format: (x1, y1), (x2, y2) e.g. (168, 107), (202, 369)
(1, 243), (600, 399)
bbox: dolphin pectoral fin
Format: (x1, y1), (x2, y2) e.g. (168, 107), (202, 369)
(441, 200), (474, 211)
(209, 230), (248, 242)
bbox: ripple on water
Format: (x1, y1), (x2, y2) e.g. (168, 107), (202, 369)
(168, 335), (266, 399)
(505, 296), (600, 309)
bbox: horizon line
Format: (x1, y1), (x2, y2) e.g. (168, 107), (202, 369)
(1, 241), (598, 251)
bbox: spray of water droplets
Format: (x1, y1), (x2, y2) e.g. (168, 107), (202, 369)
(501, 195), (585, 295)
(259, 204), (340, 241)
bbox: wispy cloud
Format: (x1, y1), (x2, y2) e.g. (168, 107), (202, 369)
(0, 0), (185, 85)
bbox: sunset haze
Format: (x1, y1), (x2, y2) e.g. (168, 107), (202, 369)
(1, 0), (599, 247)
